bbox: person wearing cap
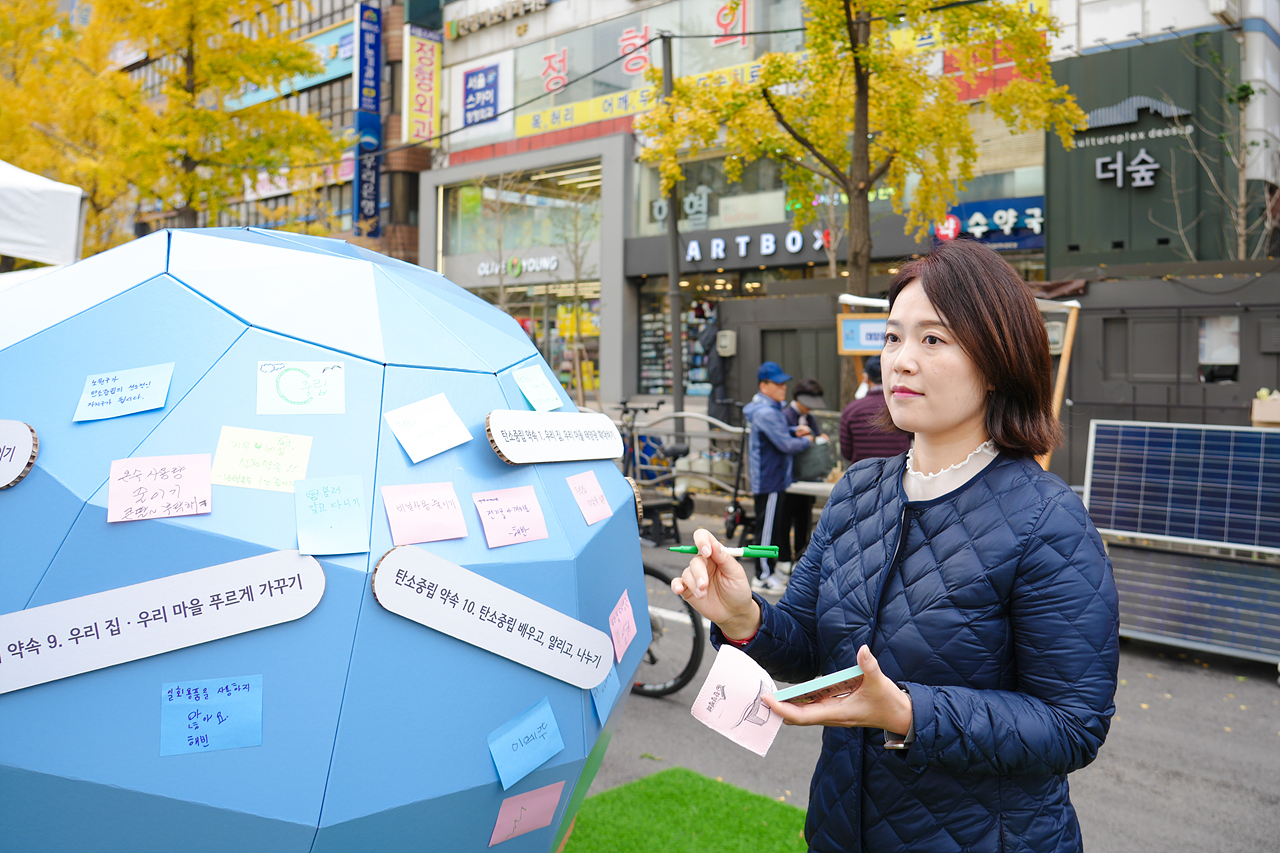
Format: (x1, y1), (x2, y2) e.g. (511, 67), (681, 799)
(742, 361), (812, 592)
(779, 378), (829, 573)
(839, 355), (913, 464)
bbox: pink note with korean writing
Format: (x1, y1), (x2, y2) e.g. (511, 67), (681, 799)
(381, 482), (468, 545)
(107, 454), (212, 523)
(608, 589), (636, 662)
(566, 470), (612, 525)
(472, 485), (549, 548)
(689, 645), (783, 757)
(488, 780), (565, 846)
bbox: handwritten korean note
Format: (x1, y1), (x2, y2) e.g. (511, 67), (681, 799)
(566, 470), (612, 525)
(160, 675), (263, 756)
(590, 663), (621, 724)
(294, 475), (368, 555)
(107, 454), (212, 523)
(73, 362), (174, 422)
(381, 482), (468, 546)
(488, 781), (565, 847)
(472, 486), (549, 548)
(486, 697), (565, 790)
(384, 393), (473, 464)
(256, 361), (345, 415)
(211, 426), (312, 492)
(513, 365), (564, 412)
(689, 646), (783, 757)
(608, 589), (636, 662)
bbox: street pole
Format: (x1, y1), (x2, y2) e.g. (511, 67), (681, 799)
(661, 33), (684, 438)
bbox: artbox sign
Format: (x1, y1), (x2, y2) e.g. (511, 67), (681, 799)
(682, 228), (821, 262)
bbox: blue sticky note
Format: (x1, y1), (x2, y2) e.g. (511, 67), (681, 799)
(160, 675), (263, 756)
(486, 697), (565, 790)
(73, 362), (175, 421)
(590, 663), (621, 724)
(294, 475), (369, 555)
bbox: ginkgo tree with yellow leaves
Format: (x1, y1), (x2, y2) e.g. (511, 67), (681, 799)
(636, 0), (1087, 304)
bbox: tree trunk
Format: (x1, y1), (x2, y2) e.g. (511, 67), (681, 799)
(1237, 104), (1248, 260)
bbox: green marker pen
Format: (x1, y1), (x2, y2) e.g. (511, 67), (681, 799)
(669, 545), (780, 559)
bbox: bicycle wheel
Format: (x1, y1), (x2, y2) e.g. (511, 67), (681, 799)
(631, 564), (706, 697)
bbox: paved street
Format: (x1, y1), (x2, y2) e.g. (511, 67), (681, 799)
(591, 516), (1280, 853)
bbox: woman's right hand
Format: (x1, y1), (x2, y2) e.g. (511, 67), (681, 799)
(670, 528), (761, 641)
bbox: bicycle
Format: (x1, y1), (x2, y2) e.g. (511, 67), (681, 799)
(631, 563), (706, 697)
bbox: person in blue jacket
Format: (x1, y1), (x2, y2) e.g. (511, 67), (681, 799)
(743, 360), (812, 592)
(673, 239), (1120, 853)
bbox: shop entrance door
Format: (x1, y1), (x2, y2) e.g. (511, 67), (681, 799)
(761, 327), (839, 410)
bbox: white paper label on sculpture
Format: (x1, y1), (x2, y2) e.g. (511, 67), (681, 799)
(372, 547), (612, 689)
(0, 551), (325, 695)
(512, 365), (564, 412)
(383, 393), (473, 464)
(0, 420), (38, 489)
(256, 361), (346, 415)
(484, 410), (623, 465)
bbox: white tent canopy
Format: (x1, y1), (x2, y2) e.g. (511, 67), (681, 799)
(0, 160), (86, 266)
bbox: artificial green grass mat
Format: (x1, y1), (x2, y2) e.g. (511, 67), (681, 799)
(562, 766), (807, 853)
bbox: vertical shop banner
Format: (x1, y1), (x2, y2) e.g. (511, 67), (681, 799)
(354, 109), (381, 237)
(463, 64), (500, 127)
(403, 26), (443, 145)
(355, 4), (382, 113)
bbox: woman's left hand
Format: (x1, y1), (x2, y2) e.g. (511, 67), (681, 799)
(762, 645), (913, 735)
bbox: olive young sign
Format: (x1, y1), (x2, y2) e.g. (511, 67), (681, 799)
(371, 547), (613, 688)
(477, 255), (559, 277)
(0, 551), (324, 695)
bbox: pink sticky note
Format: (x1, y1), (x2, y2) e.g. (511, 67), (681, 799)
(689, 645), (784, 757)
(381, 482), (468, 545)
(566, 470), (613, 526)
(608, 589), (636, 662)
(488, 780), (565, 847)
(472, 486), (549, 548)
(107, 454), (212, 523)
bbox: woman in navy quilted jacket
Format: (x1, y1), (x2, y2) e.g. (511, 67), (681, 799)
(673, 238), (1119, 853)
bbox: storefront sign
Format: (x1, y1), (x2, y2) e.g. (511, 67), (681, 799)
(354, 109), (381, 237)
(403, 25), (443, 145)
(477, 255), (560, 277)
(463, 64), (500, 127)
(933, 196), (1044, 251)
(354, 4), (381, 114)
(445, 0), (547, 40)
(837, 314), (888, 356)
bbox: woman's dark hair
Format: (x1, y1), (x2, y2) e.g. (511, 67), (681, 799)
(877, 239), (1061, 456)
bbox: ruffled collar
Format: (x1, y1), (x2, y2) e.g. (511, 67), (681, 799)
(903, 440), (998, 502)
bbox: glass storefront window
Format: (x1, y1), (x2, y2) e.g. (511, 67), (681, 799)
(634, 155), (788, 237)
(442, 160), (601, 256)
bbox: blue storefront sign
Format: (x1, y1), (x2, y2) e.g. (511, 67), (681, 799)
(463, 65), (499, 127)
(932, 195), (1045, 251)
(225, 22), (356, 111)
(356, 4), (382, 113)
(354, 109), (381, 237)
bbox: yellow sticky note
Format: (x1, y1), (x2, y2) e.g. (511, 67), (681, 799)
(211, 426), (313, 493)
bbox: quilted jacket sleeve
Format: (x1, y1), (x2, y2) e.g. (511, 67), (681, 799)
(902, 494), (1120, 777)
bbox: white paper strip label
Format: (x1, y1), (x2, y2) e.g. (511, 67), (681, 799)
(0, 420), (38, 489)
(372, 547), (612, 689)
(0, 551), (325, 695)
(484, 410), (624, 465)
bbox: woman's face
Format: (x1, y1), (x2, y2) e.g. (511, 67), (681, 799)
(881, 280), (990, 447)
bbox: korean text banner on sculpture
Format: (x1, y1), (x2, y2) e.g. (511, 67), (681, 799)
(160, 675), (263, 756)
(73, 362), (174, 421)
(256, 361), (345, 415)
(486, 697), (565, 790)
(211, 425), (312, 492)
(383, 393), (472, 463)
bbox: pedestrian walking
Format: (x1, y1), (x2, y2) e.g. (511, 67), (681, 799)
(742, 360), (812, 592)
(673, 239), (1120, 853)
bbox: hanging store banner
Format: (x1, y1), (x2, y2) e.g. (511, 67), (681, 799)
(403, 25), (443, 146)
(932, 195), (1045, 252)
(354, 109), (381, 237)
(354, 3), (382, 113)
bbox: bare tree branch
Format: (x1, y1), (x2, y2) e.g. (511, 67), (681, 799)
(761, 88), (850, 189)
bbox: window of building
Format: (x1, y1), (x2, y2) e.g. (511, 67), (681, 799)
(278, 76), (354, 134)
(390, 172), (419, 225)
(1199, 315), (1240, 383)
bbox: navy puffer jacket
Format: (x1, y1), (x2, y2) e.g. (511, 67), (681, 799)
(721, 452), (1119, 853)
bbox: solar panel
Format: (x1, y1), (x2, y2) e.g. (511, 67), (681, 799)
(1085, 420), (1280, 556)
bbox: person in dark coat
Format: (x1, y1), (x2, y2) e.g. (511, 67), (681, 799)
(671, 239), (1119, 853)
(779, 378), (828, 571)
(839, 356), (912, 464)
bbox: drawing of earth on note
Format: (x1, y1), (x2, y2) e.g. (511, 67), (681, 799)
(0, 227), (648, 853)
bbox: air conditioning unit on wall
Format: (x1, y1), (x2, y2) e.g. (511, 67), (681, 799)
(1210, 0), (1240, 27)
